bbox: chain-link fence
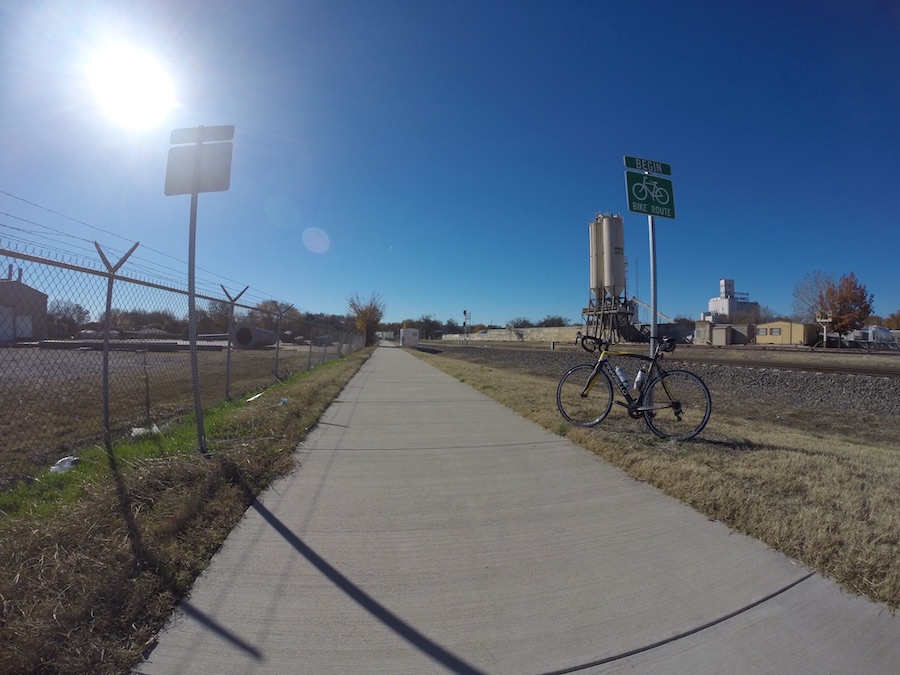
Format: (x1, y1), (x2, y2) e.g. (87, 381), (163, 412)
(1, 244), (364, 490)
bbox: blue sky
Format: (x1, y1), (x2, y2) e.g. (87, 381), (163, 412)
(1, 0), (898, 326)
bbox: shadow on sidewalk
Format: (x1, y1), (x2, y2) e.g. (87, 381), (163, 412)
(250, 498), (485, 675)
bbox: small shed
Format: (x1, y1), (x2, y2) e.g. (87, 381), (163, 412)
(0, 279), (48, 342)
(399, 327), (419, 348)
(711, 325), (733, 346)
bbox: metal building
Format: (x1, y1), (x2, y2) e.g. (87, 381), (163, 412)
(0, 271), (48, 342)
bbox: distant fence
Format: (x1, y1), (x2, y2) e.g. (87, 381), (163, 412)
(0, 244), (363, 489)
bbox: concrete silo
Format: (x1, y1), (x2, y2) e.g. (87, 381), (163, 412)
(601, 214), (626, 299)
(584, 214), (636, 343)
(589, 215), (603, 301)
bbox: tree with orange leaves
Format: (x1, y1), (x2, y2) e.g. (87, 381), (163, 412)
(819, 272), (874, 339)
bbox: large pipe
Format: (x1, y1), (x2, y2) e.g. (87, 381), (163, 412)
(231, 323), (278, 349)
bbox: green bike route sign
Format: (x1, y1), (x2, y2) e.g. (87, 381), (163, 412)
(625, 170), (676, 219)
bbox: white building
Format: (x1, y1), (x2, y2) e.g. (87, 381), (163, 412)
(700, 279), (760, 324)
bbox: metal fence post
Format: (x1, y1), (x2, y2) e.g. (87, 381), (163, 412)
(273, 305), (292, 381)
(95, 241), (139, 451)
(221, 284), (248, 400)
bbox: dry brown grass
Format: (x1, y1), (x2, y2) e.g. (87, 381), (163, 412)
(0, 347), (375, 674)
(0, 345), (336, 490)
(412, 350), (900, 612)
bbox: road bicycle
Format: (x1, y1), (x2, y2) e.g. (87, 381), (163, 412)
(556, 334), (711, 441)
(631, 175), (670, 205)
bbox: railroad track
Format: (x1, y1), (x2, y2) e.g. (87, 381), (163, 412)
(668, 353), (900, 379)
(428, 341), (900, 379)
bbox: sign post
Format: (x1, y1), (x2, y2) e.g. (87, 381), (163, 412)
(166, 125), (235, 454)
(462, 309), (470, 347)
(624, 156), (675, 355)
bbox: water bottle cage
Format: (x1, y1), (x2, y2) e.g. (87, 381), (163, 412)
(634, 369), (646, 391)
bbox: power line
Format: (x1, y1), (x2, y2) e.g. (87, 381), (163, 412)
(0, 189), (308, 310)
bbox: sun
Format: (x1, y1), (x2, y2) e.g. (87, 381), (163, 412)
(87, 45), (175, 129)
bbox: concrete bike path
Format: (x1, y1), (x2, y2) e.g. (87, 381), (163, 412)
(140, 344), (899, 674)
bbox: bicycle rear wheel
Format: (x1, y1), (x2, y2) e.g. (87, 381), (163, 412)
(641, 370), (711, 440)
(557, 364), (614, 427)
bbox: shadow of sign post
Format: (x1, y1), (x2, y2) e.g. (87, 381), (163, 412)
(250, 498), (485, 674)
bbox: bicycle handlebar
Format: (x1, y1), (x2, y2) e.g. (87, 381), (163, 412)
(575, 332), (608, 353)
(575, 332), (676, 355)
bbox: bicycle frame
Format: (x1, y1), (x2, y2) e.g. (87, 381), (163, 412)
(576, 334), (674, 416)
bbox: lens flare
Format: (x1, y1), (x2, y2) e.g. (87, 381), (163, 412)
(303, 227), (330, 254)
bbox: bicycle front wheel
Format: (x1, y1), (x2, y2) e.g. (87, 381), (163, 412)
(557, 364), (614, 427)
(641, 370), (711, 440)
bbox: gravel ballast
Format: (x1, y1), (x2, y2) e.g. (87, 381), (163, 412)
(428, 346), (900, 418)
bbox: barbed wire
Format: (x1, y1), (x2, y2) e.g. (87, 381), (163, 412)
(0, 189), (312, 313)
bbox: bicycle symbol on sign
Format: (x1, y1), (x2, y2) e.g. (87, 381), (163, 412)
(631, 175), (670, 205)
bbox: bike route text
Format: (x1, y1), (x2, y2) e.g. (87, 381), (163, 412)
(631, 201), (675, 218)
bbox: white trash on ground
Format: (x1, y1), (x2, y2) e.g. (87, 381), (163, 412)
(130, 423), (167, 438)
(50, 456), (80, 473)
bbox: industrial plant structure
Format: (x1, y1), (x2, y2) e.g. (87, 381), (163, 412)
(701, 279), (760, 323)
(582, 213), (639, 343)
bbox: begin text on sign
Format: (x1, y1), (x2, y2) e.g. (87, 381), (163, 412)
(623, 155), (672, 176)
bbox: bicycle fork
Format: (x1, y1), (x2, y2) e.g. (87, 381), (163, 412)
(579, 362), (604, 398)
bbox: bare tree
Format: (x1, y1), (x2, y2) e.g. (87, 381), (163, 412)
(792, 270), (836, 323)
(348, 292), (385, 346)
(537, 315), (569, 327)
(885, 311), (900, 330)
(205, 299), (233, 333)
(47, 300), (90, 338)
(509, 317), (534, 328)
(248, 300), (292, 331)
(756, 306), (792, 323)
(415, 314), (441, 339)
